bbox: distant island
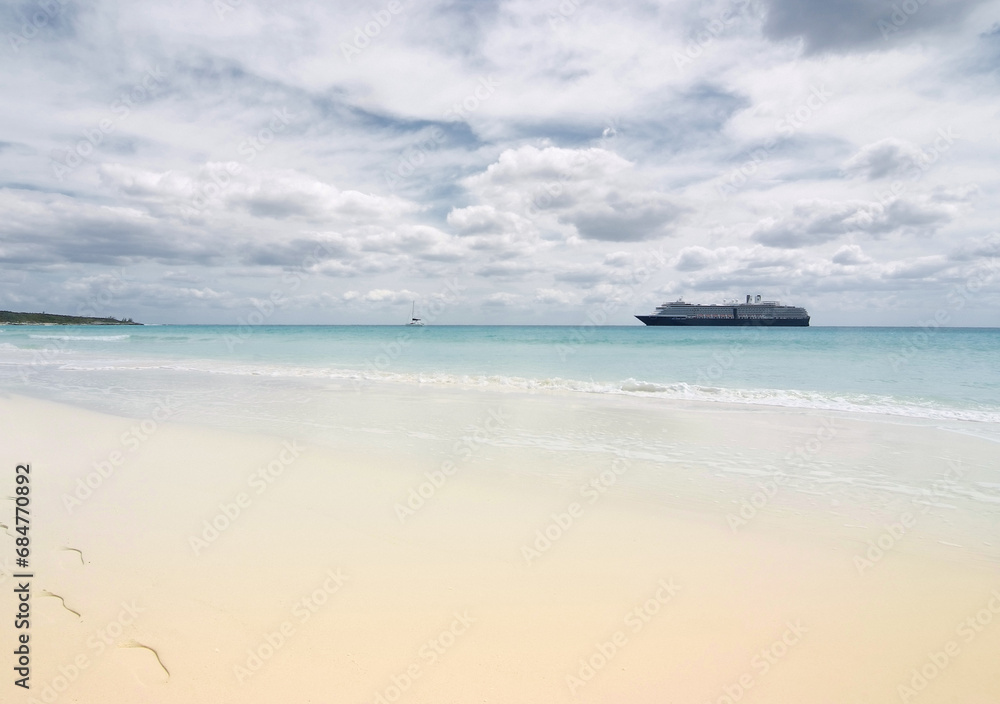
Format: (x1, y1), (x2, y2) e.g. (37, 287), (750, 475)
(0, 311), (142, 325)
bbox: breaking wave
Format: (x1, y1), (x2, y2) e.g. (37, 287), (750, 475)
(47, 358), (1000, 424)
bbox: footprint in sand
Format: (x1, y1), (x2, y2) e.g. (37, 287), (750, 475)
(120, 641), (170, 685)
(59, 547), (86, 565)
(39, 591), (82, 619)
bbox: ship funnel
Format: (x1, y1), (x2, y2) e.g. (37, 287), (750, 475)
(746, 294), (751, 304)
(755, 294), (761, 303)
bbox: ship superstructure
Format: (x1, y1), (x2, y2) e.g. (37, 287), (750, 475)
(637, 295), (810, 326)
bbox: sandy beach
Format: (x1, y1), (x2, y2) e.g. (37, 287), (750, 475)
(2, 385), (998, 704)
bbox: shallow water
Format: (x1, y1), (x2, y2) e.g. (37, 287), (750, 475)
(2, 325), (998, 423)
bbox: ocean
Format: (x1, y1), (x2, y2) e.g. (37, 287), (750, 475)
(1, 324), (999, 426)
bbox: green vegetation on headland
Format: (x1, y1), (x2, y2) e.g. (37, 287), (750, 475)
(0, 311), (142, 325)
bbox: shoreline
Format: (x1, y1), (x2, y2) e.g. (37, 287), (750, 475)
(5, 360), (998, 428)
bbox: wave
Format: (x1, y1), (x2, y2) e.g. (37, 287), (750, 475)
(28, 334), (131, 341)
(50, 359), (1000, 424)
(346, 372), (1000, 424)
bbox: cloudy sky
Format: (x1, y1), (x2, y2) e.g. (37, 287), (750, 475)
(2, 0), (999, 325)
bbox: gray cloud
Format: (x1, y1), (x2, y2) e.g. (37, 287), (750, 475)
(949, 232), (1000, 260)
(566, 193), (685, 242)
(761, 0), (986, 53)
(475, 261), (542, 279)
(751, 193), (967, 248)
(238, 236), (358, 267)
(0, 188), (222, 265)
(552, 265), (608, 287)
(842, 138), (926, 180)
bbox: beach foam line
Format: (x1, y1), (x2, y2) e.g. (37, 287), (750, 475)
(44, 358), (1000, 424)
(28, 334), (131, 341)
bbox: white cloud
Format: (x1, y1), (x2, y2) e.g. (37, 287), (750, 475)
(831, 244), (871, 265)
(459, 145), (685, 242)
(362, 288), (419, 304)
(100, 163), (422, 224)
(534, 288), (573, 304)
(673, 246), (739, 271)
(483, 292), (520, 307)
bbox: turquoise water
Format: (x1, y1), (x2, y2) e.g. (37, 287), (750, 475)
(1, 324), (999, 423)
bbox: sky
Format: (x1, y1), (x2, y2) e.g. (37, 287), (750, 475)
(1, 0), (999, 325)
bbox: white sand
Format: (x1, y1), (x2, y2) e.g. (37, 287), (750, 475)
(1, 388), (999, 704)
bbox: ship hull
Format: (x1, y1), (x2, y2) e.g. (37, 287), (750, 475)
(636, 316), (809, 327)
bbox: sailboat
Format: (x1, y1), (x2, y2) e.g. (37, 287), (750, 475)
(406, 301), (424, 326)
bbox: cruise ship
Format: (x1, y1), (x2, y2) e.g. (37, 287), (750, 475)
(637, 295), (810, 326)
